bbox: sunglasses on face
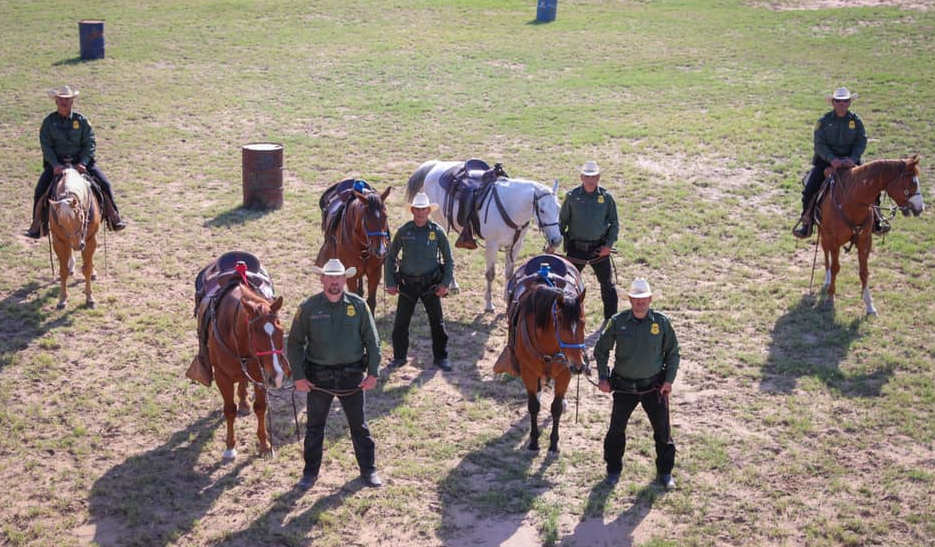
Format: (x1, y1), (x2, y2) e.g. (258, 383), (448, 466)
(833, 99), (851, 104)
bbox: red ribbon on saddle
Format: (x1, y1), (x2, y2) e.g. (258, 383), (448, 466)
(234, 261), (248, 285)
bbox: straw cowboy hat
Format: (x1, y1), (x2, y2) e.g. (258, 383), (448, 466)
(48, 85), (80, 99)
(409, 192), (439, 211)
(312, 258), (357, 278)
(827, 87), (857, 103)
(627, 278), (653, 298)
(580, 160), (600, 176)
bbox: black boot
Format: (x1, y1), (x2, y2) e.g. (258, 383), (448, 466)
(792, 214), (813, 239)
(103, 196), (127, 231)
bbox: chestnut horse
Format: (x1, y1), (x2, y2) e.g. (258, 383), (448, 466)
(316, 187), (392, 310)
(207, 281), (290, 459)
(818, 156), (924, 314)
(48, 167), (101, 309)
(506, 256), (587, 452)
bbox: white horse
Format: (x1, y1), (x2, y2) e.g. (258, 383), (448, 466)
(407, 160), (563, 312)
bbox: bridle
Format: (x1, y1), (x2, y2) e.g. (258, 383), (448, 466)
(519, 290), (589, 374)
(354, 202), (391, 260)
(49, 187), (90, 248)
(532, 190), (559, 232)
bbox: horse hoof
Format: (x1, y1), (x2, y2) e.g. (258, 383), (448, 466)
(548, 446), (560, 454)
(86, 300), (96, 309)
(56, 301), (66, 310)
(222, 448), (237, 460)
(484, 304), (495, 313)
(527, 443), (539, 451)
(90, 272), (98, 281)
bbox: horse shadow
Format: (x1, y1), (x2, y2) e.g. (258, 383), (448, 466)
(204, 205), (274, 228)
(437, 417), (561, 544)
(86, 411), (250, 545)
(564, 480), (660, 545)
(760, 294), (889, 396)
(0, 281), (77, 371)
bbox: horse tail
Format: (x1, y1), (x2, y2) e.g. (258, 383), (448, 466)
(407, 161), (435, 202)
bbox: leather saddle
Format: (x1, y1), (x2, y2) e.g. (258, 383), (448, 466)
(438, 159), (508, 249)
(194, 251), (274, 313)
(319, 179), (375, 238)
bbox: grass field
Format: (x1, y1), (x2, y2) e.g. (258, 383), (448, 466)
(1, 0), (933, 545)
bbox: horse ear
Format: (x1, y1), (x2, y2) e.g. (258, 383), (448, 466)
(381, 186), (392, 202)
(354, 190), (367, 201)
(271, 296), (283, 313)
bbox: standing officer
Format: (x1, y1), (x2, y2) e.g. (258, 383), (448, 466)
(594, 278), (680, 489)
(287, 259), (383, 489)
(27, 85), (126, 239)
(559, 160), (619, 320)
(794, 87), (885, 238)
(385, 192), (454, 371)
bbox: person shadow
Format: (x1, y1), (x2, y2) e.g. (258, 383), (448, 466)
(0, 281), (77, 372)
(760, 293), (889, 396)
(86, 411), (250, 545)
(436, 417), (562, 544)
(564, 480), (660, 545)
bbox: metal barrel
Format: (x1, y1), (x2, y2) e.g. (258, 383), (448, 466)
(242, 143), (284, 210)
(78, 20), (105, 60)
(536, 0), (557, 23)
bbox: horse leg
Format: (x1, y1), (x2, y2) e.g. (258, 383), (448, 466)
(548, 373), (570, 453)
(216, 372), (238, 460)
(54, 238), (70, 309)
(858, 235), (876, 315)
(827, 246), (841, 309)
(254, 386), (272, 457)
(484, 244), (497, 312)
(81, 236), (96, 308)
(237, 381), (250, 416)
(366, 270), (380, 312)
(526, 389), (541, 451)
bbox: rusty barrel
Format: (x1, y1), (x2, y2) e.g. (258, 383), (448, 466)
(242, 143), (283, 209)
(78, 20), (105, 60)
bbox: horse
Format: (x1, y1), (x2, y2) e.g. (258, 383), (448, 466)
(498, 254), (587, 452)
(407, 160), (564, 312)
(817, 156), (924, 314)
(316, 184), (392, 311)
(48, 167), (101, 309)
(203, 273), (290, 459)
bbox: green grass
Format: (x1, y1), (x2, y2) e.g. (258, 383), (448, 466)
(1, 0), (934, 545)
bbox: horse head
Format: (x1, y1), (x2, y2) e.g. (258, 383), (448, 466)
(532, 285), (587, 373)
(353, 187), (392, 260)
(243, 294), (290, 389)
(887, 156), (924, 217)
(534, 180), (563, 252)
(49, 193), (87, 251)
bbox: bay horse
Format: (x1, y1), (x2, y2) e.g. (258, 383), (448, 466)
(316, 184), (392, 311)
(407, 160), (564, 312)
(817, 156), (924, 314)
(500, 255), (587, 452)
(206, 279), (290, 459)
(48, 167), (101, 309)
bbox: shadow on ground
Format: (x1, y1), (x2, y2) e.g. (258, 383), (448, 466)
(0, 281), (76, 371)
(87, 411), (247, 545)
(437, 417), (561, 544)
(565, 480), (660, 546)
(761, 293), (890, 396)
(204, 206), (274, 228)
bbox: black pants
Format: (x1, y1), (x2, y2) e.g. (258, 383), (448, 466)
(391, 281), (448, 360)
(567, 243), (617, 319)
(801, 155), (831, 210)
(603, 388), (675, 476)
(34, 163), (119, 210)
(303, 368), (376, 477)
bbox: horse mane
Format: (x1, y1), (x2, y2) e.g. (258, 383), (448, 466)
(56, 169), (91, 204)
(849, 157), (920, 182)
(529, 284), (581, 331)
(406, 161), (434, 202)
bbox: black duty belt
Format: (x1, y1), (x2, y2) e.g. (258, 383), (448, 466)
(610, 373), (663, 393)
(307, 360), (366, 377)
(399, 270), (441, 286)
(568, 239), (602, 251)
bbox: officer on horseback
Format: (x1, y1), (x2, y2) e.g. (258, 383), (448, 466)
(793, 87), (888, 239)
(559, 160), (619, 320)
(27, 85), (126, 239)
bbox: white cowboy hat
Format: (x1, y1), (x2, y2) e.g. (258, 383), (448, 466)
(627, 278), (653, 298)
(48, 85), (80, 99)
(312, 258), (357, 278)
(409, 192), (438, 211)
(828, 87), (857, 102)
(580, 160), (600, 176)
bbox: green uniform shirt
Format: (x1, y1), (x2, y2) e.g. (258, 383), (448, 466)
(559, 186), (619, 246)
(814, 110), (867, 164)
(286, 291), (381, 377)
(594, 309), (680, 384)
(40, 111), (95, 168)
(385, 220), (454, 288)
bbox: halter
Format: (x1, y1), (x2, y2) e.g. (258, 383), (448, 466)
(356, 205), (391, 259)
(49, 185), (91, 248)
(518, 295), (588, 373)
(532, 190), (559, 231)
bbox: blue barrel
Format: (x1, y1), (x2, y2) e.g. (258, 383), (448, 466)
(78, 20), (105, 60)
(536, 0), (557, 23)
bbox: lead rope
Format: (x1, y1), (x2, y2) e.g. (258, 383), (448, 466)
(47, 229), (54, 278)
(575, 372), (580, 424)
(808, 229), (821, 295)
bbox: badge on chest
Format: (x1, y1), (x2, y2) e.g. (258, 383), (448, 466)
(651, 322), (660, 335)
(346, 305), (356, 317)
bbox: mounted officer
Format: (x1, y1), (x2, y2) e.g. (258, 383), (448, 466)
(559, 160), (619, 320)
(793, 87), (888, 239)
(27, 85), (126, 239)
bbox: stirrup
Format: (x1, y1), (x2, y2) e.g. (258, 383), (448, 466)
(792, 220), (812, 239)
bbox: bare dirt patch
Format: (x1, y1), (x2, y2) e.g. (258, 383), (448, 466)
(751, 0), (933, 10)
